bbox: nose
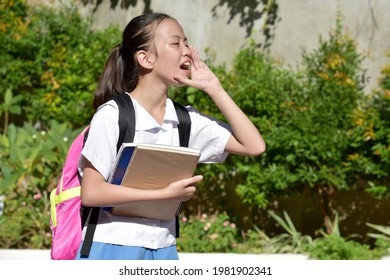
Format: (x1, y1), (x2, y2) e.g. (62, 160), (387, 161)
(182, 44), (191, 57)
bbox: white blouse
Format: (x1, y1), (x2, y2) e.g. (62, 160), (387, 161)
(79, 94), (231, 249)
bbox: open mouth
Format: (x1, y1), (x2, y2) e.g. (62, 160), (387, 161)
(180, 61), (191, 71)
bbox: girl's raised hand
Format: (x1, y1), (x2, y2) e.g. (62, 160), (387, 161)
(174, 46), (222, 95)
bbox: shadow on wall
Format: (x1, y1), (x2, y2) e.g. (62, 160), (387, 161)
(211, 0), (280, 47)
(80, 0), (280, 48)
(80, 0), (153, 13)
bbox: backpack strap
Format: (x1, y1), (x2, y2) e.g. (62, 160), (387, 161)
(80, 93), (135, 258)
(79, 207), (99, 257)
(173, 101), (191, 148)
(172, 101), (192, 237)
(111, 93), (136, 147)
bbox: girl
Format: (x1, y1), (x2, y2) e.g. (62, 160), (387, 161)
(76, 13), (266, 260)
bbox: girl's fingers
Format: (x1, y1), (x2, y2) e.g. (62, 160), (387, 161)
(190, 46), (203, 70)
(179, 175), (203, 187)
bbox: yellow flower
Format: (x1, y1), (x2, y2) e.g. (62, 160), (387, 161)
(347, 153), (360, 161)
(0, 23), (8, 32)
(318, 72), (329, 80)
(327, 54), (345, 70)
(344, 77), (355, 86)
(363, 127), (376, 141)
(354, 118), (363, 126)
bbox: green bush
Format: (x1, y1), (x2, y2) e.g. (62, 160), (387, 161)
(0, 121), (79, 248)
(229, 44), (303, 208)
(347, 55), (390, 198)
(177, 213), (239, 253)
(0, 0), (120, 130)
(306, 235), (381, 260)
(178, 15), (373, 227)
(213, 14), (378, 236)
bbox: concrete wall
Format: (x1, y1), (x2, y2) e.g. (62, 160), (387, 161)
(30, 0), (390, 91)
(76, 0), (261, 67)
(32, 0), (390, 92)
(272, 0), (390, 92)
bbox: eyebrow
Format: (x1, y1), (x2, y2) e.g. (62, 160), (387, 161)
(170, 35), (188, 42)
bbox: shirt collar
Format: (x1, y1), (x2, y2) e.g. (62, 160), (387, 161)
(131, 96), (178, 131)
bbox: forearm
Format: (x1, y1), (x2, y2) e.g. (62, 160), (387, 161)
(80, 162), (200, 207)
(81, 180), (165, 208)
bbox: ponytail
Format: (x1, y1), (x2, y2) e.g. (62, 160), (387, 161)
(93, 45), (125, 110)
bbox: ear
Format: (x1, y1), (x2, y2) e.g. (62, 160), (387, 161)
(136, 50), (155, 70)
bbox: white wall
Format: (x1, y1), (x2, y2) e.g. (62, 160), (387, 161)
(33, 0), (390, 92)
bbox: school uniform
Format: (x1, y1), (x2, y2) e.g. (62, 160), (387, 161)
(76, 93), (231, 260)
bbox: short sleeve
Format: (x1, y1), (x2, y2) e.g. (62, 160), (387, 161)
(78, 101), (120, 180)
(187, 106), (232, 163)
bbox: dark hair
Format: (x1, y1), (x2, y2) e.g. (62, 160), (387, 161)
(93, 13), (174, 110)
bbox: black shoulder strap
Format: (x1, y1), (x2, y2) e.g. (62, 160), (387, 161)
(172, 101), (191, 237)
(111, 93), (136, 148)
(173, 101), (191, 148)
(80, 93), (135, 258)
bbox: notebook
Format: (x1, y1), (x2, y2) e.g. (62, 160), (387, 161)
(108, 143), (200, 220)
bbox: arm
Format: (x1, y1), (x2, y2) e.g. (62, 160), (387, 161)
(81, 160), (203, 207)
(174, 46), (266, 156)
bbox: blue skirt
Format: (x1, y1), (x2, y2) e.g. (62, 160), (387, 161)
(75, 241), (179, 260)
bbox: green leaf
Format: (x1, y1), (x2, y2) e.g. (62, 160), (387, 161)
(366, 223), (390, 236)
(0, 171), (24, 193)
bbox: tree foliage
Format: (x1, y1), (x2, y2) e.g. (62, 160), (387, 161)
(0, 0), (120, 130)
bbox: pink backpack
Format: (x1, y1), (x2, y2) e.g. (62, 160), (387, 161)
(49, 126), (89, 260)
(49, 94), (136, 260)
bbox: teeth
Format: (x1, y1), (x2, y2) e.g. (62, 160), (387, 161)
(181, 62), (190, 70)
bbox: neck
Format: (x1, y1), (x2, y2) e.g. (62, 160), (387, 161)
(130, 82), (168, 125)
